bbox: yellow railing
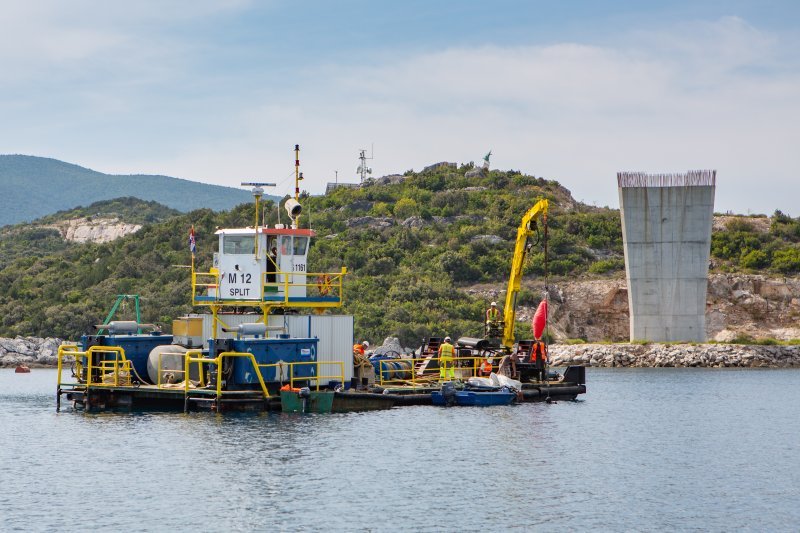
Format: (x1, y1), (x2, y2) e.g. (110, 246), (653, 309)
(57, 344), (81, 387)
(191, 267), (346, 307)
(261, 269), (346, 302)
(183, 351), (345, 399)
(375, 354), (495, 387)
(192, 271), (219, 298)
(57, 345), (132, 388)
(155, 349), (192, 388)
(56, 343), (345, 400)
(289, 361), (345, 391)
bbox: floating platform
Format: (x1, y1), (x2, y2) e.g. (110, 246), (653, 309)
(57, 372), (585, 413)
(57, 383), (397, 414)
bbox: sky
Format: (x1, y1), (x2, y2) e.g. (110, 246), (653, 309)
(1, 0), (799, 215)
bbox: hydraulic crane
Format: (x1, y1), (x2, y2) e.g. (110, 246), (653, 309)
(501, 198), (549, 350)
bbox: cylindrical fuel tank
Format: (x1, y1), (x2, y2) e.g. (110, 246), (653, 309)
(147, 344), (189, 385)
(107, 321), (139, 335)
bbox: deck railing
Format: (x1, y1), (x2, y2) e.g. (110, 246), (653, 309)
(57, 345), (133, 388)
(191, 267), (346, 307)
(374, 354), (495, 387)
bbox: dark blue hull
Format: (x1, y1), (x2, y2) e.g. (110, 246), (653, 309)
(431, 390), (516, 406)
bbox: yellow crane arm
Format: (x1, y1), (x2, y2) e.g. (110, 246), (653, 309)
(502, 198), (548, 349)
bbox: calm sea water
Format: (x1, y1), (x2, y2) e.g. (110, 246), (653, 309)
(1, 368), (798, 532)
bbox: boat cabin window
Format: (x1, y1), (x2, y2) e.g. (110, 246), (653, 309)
(280, 236), (292, 256)
(293, 236), (308, 256)
(223, 235), (255, 255)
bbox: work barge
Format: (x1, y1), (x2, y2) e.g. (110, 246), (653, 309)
(55, 150), (586, 413)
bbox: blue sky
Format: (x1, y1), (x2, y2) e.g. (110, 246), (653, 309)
(1, 1), (799, 214)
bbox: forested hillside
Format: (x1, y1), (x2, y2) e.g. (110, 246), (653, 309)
(0, 155), (259, 226)
(2, 163), (800, 345)
(0, 198), (180, 268)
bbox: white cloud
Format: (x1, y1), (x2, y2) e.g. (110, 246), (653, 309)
(145, 16), (800, 215)
(2, 11), (798, 215)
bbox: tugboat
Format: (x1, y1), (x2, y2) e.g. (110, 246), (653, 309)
(56, 146), (394, 413)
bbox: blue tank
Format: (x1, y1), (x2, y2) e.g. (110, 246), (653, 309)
(224, 337), (318, 388)
(81, 333), (174, 384)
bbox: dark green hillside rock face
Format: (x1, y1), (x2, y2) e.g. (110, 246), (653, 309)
(0, 155), (261, 226)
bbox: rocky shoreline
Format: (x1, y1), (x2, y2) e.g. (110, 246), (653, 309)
(548, 343), (800, 368)
(0, 337), (64, 368)
(2, 336), (799, 369)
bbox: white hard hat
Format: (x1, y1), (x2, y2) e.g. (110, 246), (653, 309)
(444, 336), (451, 342)
(363, 341), (369, 347)
(491, 302), (497, 306)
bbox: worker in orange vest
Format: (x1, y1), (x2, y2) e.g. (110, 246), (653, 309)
(438, 336), (455, 380)
(479, 358), (493, 376)
(353, 340), (369, 356)
(531, 339), (547, 380)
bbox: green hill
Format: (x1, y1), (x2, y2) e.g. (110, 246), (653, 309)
(0, 155), (260, 226)
(0, 197), (181, 268)
(1, 164), (799, 345)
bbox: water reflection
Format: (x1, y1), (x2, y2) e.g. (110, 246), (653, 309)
(1, 368), (799, 531)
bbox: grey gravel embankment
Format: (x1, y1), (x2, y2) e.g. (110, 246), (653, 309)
(548, 343), (800, 368)
(2, 337), (799, 368)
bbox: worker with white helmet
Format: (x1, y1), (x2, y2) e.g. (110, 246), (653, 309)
(486, 301), (500, 324)
(353, 340), (370, 357)
(438, 336), (455, 380)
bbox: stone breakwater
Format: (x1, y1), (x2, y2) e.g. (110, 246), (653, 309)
(3, 337), (799, 369)
(549, 343), (800, 368)
(0, 337), (64, 367)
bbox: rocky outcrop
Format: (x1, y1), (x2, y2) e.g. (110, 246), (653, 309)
(471, 235), (504, 245)
(400, 214), (484, 229)
(468, 273), (800, 343)
(46, 217), (142, 244)
(548, 343), (800, 368)
(345, 216), (395, 229)
(0, 336), (66, 367)
(423, 162), (457, 173)
(373, 174), (407, 186)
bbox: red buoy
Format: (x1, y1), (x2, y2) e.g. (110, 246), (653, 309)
(532, 300), (548, 340)
(15, 365), (31, 373)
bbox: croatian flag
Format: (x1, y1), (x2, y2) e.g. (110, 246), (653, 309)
(189, 226), (196, 256)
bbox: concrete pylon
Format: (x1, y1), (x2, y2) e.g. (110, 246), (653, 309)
(618, 171), (716, 342)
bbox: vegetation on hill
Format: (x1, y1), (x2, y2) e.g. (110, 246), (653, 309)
(0, 154), (264, 226)
(0, 165), (625, 345)
(36, 197), (181, 225)
(0, 198), (180, 268)
(710, 212), (800, 273)
(2, 162), (800, 346)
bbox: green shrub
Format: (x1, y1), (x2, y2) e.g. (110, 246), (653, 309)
(589, 258), (624, 274)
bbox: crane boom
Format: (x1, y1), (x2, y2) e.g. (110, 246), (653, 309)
(502, 198), (549, 349)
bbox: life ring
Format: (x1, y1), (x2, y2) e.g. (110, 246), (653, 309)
(317, 274), (332, 295)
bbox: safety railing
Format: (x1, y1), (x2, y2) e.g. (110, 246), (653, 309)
(288, 361), (345, 391)
(56, 344), (81, 388)
(191, 267), (346, 306)
(56, 345), (133, 388)
(261, 268), (346, 304)
(182, 352), (345, 399)
(191, 271), (219, 299)
(374, 354), (496, 387)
